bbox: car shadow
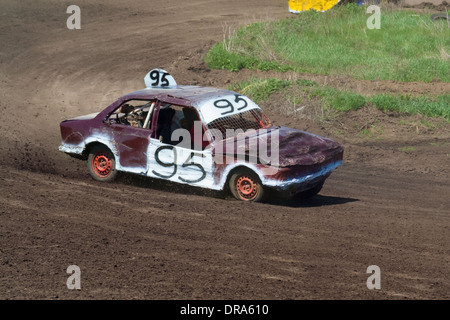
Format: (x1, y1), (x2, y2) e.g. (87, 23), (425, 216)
(116, 173), (225, 199)
(116, 173), (358, 207)
(264, 194), (359, 208)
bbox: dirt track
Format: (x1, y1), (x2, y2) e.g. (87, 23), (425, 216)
(0, 0), (449, 300)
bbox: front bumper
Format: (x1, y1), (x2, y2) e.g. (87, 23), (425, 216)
(264, 159), (343, 194)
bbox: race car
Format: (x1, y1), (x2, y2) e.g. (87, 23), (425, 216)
(59, 69), (343, 202)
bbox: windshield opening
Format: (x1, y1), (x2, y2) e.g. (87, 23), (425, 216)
(206, 109), (272, 139)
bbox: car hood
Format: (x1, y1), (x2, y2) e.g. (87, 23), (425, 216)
(212, 126), (343, 167)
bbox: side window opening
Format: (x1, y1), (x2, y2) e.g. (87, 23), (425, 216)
(156, 104), (177, 144)
(155, 104), (210, 150)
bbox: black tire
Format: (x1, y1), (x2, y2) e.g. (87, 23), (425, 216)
(298, 183), (323, 199)
(87, 145), (117, 182)
(431, 13), (449, 21)
(228, 169), (265, 202)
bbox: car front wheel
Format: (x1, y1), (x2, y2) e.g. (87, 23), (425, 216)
(87, 145), (117, 182)
(229, 169), (264, 202)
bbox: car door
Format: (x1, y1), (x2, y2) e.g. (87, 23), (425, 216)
(146, 104), (216, 189)
(111, 125), (151, 174)
(108, 100), (156, 174)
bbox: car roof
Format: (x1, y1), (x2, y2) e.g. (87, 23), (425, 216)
(121, 85), (237, 108)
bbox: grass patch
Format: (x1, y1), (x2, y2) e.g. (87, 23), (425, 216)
(399, 146), (417, 152)
(205, 39), (292, 72)
(309, 86), (366, 112)
(369, 94), (450, 119)
(205, 4), (450, 82)
(228, 77), (365, 112)
(228, 78), (292, 103)
(229, 77), (450, 119)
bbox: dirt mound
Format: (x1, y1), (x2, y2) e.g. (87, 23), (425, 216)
(404, 1), (449, 11)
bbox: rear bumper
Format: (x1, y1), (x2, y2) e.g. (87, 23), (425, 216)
(59, 143), (84, 155)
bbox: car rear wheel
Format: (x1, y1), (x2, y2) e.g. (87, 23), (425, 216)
(229, 169), (264, 202)
(87, 145), (117, 182)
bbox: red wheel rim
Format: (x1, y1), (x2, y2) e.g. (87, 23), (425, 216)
(92, 152), (113, 178)
(236, 175), (258, 201)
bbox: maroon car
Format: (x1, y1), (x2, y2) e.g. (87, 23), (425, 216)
(59, 69), (343, 202)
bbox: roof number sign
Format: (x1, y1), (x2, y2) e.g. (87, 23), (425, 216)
(144, 69), (177, 89)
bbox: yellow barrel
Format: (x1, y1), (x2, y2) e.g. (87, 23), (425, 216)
(288, 0), (341, 12)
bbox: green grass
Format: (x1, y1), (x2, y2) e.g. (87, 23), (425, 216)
(308, 86), (366, 112)
(229, 77), (366, 111)
(399, 146), (417, 152)
(205, 4), (450, 82)
(229, 77), (450, 119)
(228, 78), (292, 103)
(369, 94), (450, 119)
(205, 43), (292, 72)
